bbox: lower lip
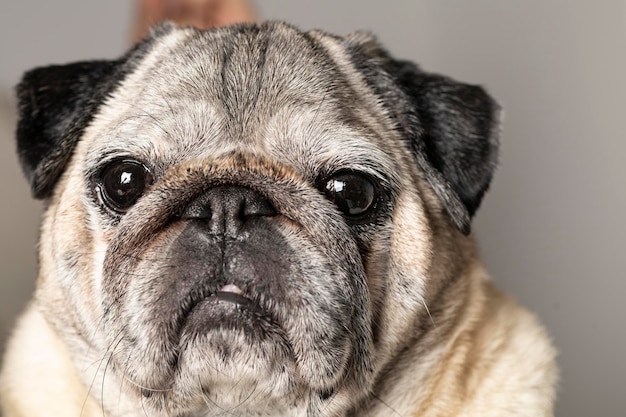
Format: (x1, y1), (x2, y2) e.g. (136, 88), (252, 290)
(212, 290), (258, 310)
(179, 290), (278, 337)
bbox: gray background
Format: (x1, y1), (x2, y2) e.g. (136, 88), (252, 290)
(0, 1), (624, 416)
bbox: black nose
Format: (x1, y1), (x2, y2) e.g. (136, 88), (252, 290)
(181, 186), (276, 235)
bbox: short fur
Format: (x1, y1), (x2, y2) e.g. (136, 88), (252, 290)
(0, 22), (556, 417)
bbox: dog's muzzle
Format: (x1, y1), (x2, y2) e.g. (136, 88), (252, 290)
(172, 185), (286, 335)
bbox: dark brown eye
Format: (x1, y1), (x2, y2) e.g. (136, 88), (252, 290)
(98, 160), (152, 213)
(323, 172), (376, 217)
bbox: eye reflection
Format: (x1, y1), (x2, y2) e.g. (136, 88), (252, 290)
(324, 173), (376, 217)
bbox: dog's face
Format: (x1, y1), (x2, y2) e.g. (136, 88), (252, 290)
(16, 23), (498, 416)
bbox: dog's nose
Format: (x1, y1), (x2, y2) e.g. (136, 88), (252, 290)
(181, 186), (277, 235)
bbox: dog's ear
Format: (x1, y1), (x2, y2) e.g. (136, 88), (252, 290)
(16, 60), (120, 199)
(392, 60), (501, 234)
(15, 23), (174, 200)
(344, 34), (500, 234)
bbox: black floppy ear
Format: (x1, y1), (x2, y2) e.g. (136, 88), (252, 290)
(15, 22), (174, 199)
(393, 60), (500, 234)
(16, 60), (120, 199)
(342, 33), (500, 234)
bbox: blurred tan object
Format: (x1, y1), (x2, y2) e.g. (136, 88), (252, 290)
(133, 0), (255, 41)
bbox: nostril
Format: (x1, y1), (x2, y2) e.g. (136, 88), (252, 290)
(180, 199), (212, 219)
(243, 195), (276, 218)
(180, 194), (213, 220)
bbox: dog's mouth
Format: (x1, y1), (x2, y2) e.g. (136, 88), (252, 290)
(178, 282), (282, 340)
(208, 284), (268, 316)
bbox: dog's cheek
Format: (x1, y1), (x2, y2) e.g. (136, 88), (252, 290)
(37, 165), (110, 342)
(372, 187), (435, 355)
(390, 188), (433, 279)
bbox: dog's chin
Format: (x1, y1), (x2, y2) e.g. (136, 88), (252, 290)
(181, 306), (299, 408)
(111, 313), (297, 415)
(131, 291), (301, 411)
(178, 289), (297, 386)
(112, 276), (354, 415)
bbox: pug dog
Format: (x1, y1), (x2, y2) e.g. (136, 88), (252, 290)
(0, 22), (557, 417)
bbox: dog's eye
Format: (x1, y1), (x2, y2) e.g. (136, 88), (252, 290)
(98, 160), (153, 213)
(323, 172), (376, 217)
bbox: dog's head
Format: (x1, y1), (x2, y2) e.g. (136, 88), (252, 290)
(17, 22), (499, 416)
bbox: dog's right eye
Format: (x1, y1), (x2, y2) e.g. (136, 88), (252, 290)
(97, 160), (153, 213)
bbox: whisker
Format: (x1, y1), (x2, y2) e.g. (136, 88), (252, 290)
(80, 330), (123, 417)
(421, 297), (436, 329)
(120, 374), (174, 393)
(198, 376), (230, 415)
(371, 393), (404, 417)
(100, 349), (117, 417)
(218, 380), (260, 416)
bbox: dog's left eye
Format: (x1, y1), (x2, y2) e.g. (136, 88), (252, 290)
(323, 172), (377, 218)
(98, 160), (153, 213)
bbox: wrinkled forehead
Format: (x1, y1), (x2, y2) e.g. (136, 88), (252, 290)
(83, 23), (399, 182)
